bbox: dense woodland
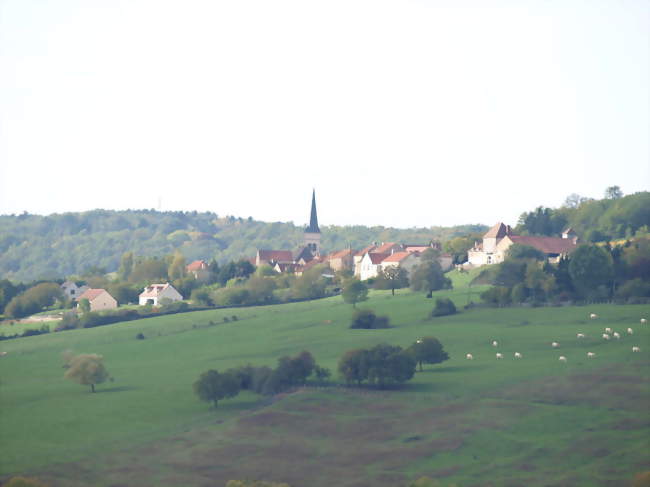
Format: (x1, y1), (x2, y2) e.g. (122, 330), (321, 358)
(0, 210), (486, 283)
(0, 189), (648, 285)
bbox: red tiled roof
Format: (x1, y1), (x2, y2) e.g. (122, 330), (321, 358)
(374, 242), (399, 253)
(258, 250), (294, 262)
(368, 252), (391, 265)
(381, 251), (412, 263)
(328, 249), (353, 260)
(508, 236), (578, 255)
(355, 245), (376, 257)
(139, 283), (169, 298)
(78, 288), (109, 301)
(186, 260), (207, 271)
(484, 222), (513, 239)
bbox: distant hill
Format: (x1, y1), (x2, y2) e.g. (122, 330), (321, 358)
(0, 210), (487, 282)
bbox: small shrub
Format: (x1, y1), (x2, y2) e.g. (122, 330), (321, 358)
(223, 316), (230, 323)
(350, 309), (390, 329)
(231, 315), (238, 321)
(431, 298), (457, 317)
(136, 332), (145, 340)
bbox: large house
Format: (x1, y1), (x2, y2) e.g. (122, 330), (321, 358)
(465, 222), (579, 267)
(139, 283), (183, 306)
(77, 288), (117, 312)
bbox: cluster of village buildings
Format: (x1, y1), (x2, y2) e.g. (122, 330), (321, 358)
(60, 192), (579, 313)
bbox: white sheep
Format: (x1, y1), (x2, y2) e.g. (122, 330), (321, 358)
(466, 353), (474, 360)
(641, 318), (647, 324)
(632, 346), (641, 353)
(627, 328), (633, 335)
(602, 333), (611, 340)
(0, 351), (7, 356)
(577, 333), (585, 339)
(552, 342), (560, 348)
(590, 313), (598, 319)
(514, 352), (522, 359)
(613, 332), (620, 339)
(492, 340), (498, 347)
(558, 356), (567, 362)
(496, 353), (503, 359)
(605, 327), (613, 334)
(587, 352), (596, 358)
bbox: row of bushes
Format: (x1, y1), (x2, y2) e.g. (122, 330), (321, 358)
(0, 324), (50, 341)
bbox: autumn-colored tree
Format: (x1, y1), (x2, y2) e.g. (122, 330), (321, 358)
(63, 353), (110, 393)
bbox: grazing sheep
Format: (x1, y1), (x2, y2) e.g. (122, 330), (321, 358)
(496, 353), (503, 359)
(577, 333), (585, 339)
(627, 328), (634, 334)
(602, 333), (611, 340)
(0, 351), (7, 356)
(632, 346), (641, 353)
(558, 356), (567, 362)
(466, 353), (474, 360)
(613, 332), (621, 339)
(641, 318), (647, 324)
(514, 352), (522, 359)
(605, 327), (613, 334)
(552, 342), (560, 348)
(587, 352), (596, 358)
(492, 340), (498, 347)
(590, 313), (598, 319)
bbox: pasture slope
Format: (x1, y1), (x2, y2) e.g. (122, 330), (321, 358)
(0, 284), (648, 487)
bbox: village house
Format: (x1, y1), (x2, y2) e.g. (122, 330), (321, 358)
(186, 260), (210, 281)
(325, 248), (354, 272)
(358, 252), (391, 280)
(465, 222), (579, 267)
(380, 251), (420, 275)
(138, 283), (183, 306)
(60, 280), (89, 301)
(77, 288), (117, 312)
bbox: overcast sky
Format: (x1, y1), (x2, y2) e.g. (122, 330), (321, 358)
(0, 0), (648, 229)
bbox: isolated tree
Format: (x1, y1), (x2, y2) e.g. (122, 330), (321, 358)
(193, 369), (240, 408)
(604, 185), (623, 199)
(63, 353), (110, 393)
(375, 266), (409, 295)
(410, 250), (451, 297)
(431, 297), (457, 317)
(341, 278), (368, 308)
(569, 244), (614, 299)
(408, 337), (449, 371)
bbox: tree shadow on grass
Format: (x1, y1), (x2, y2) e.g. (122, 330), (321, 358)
(422, 365), (470, 373)
(96, 386), (138, 393)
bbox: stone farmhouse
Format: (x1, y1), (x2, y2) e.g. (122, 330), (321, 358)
(465, 222), (579, 267)
(77, 288), (117, 311)
(138, 283), (183, 306)
(354, 243), (452, 280)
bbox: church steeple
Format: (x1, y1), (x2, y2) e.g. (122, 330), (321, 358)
(304, 189), (321, 256)
(305, 189), (320, 234)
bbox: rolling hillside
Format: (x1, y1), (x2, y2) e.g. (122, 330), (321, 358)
(1, 284), (648, 486)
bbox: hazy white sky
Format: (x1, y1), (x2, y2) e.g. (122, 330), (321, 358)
(0, 0), (648, 228)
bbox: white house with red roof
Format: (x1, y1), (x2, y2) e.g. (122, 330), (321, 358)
(358, 252), (391, 280)
(77, 288), (117, 312)
(139, 283), (183, 306)
(380, 251), (421, 275)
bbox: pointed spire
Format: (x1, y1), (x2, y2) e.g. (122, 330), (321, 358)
(305, 189), (320, 233)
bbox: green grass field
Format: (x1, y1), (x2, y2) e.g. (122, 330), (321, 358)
(0, 284), (648, 487)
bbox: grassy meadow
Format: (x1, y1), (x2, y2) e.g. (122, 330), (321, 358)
(0, 281), (648, 486)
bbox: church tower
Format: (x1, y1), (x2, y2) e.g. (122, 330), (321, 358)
(304, 189), (321, 256)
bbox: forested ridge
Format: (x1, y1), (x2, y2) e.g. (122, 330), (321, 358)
(0, 210), (486, 282)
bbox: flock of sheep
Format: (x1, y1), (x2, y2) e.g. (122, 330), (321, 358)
(465, 314), (646, 362)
